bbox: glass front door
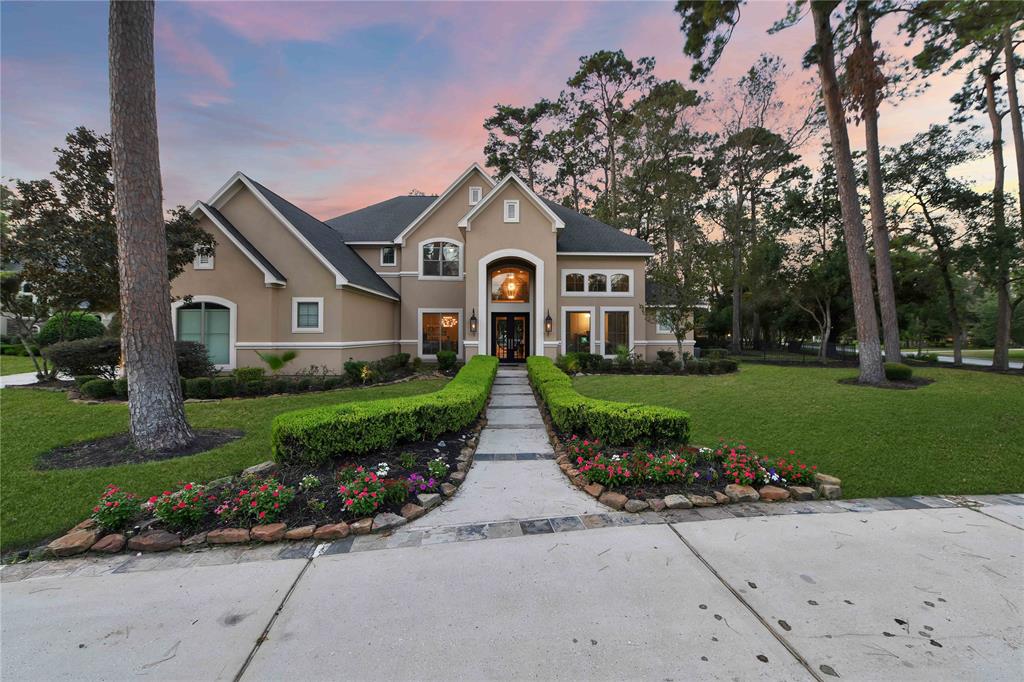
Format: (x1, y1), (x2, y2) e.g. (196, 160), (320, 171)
(491, 313), (529, 363)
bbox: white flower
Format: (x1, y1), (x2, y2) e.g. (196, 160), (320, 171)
(375, 462), (391, 477)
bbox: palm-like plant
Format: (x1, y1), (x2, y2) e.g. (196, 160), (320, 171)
(257, 350), (298, 374)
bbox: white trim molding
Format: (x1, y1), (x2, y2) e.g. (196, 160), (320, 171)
(291, 297), (324, 334)
(417, 308), (464, 360)
(560, 305), (596, 355)
(459, 173), (565, 232)
(417, 237), (463, 281)
(557, 251), (655, 257)
(478, 248), (545, 359)
(599, 305), (634, 359)
(235, 340), (399, 350)
(189, 201), (286, 286)
(170, 295), (237, 370)
(396, 163), (495, 246)
(561, 268), (635, 297)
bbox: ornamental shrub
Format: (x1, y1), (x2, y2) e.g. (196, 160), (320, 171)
(81, 378), (115, 399)
(74, 374), (101, 388)
(148, 482), (212, 531)
(212, 376), (236, 398)
(234, 367), (265, 382)
(526, 356), (688, 447)
(269, 378), (290, 394)
(37, 311), (104, 347)
(884, 363), (913, 381)
(702, 347), (728, 360)
(343, 359), (367, 382)
(45, 337), (121, 379)
(323, 376), (343, 390)
(113, 378), (129, 399)
(175, 341), (215, 378)
(296, 377), (313, 392)
(656, 350), (676, 367)
(184, 377), (212, 399)
(272, 355), (498, 465)
(90, 485), (139, 530)
(244, 379), (267, 396)
(436, 349), (457, 371)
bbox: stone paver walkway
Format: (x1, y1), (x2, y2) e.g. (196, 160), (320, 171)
(409, 366), (602, 529)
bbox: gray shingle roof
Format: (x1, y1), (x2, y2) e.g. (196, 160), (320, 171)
(201, 203), (286, 283)
(325, 194), (654, 255)
(325, 195), (436, 242)
(243, 176), (398, 299)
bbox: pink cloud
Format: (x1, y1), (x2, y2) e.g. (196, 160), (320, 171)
(155, 16), (232, 90)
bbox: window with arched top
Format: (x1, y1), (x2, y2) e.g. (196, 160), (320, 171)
(490, 266), (531, 303)
(565, 273), (584, 292)
(588, 273), (607, 292)
(421, 240), (461, 278)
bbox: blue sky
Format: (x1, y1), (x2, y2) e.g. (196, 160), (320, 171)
(1, 1), (1002, 218)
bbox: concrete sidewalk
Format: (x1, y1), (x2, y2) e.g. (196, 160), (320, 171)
(3, 502), (1021, 681)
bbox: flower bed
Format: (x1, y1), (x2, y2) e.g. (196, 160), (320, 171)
(555, 436), (843, 512)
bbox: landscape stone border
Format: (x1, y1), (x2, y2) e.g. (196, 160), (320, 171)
(528, 380), (845, 513)
(23, 417), (484, 563)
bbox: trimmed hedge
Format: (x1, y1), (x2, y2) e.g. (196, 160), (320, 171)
(80, 378), (115, 400)
(272, 355), (498, 465)
(45, 337), (121, 379)
(527, 356), (689, 447)
(884, 363), (913, 381)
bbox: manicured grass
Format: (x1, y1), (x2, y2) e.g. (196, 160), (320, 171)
(0, 355), (38, 376)
(922, 348), (1024, 361)
(574, 364), (1024, 499)
(0, 379), (445, 551)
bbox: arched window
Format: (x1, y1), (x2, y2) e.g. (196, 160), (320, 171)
(565, 273), (584, 292)
(176, 301), (230, 365)
(610, 273), (630, 292)
(490, 266), (530, 302)
(421, 240), (461, 278)
(588, 273), (607, 292)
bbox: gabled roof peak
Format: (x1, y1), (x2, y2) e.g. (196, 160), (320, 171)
(457, 172), (565, 232)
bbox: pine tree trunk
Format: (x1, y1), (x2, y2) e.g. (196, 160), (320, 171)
(109, 0), (194, 450)
(812, 2), (884, 384)
(984, 67), (1012, 371)
(1004, 29), (1024, 232)
(857, 2), (901, 362)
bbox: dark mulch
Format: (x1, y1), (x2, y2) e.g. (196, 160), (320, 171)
(837, 376), (935, 390)
(35, 429), (245, 470)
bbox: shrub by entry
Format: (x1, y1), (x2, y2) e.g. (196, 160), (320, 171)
(272, 355), (497, 465)
(527, 356), (689, 446)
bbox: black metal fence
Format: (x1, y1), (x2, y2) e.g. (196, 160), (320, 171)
(700, 341), (861, 366)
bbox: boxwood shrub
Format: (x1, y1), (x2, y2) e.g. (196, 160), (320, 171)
(884, 362), (913, 381)
(212, 376), (236, 397)
(113, 378), (128, 399)
(184, 377), (212, 399)
(80, 378), (115, 400)
(272, 355), (498, 465)
(527, 356), (689, 447)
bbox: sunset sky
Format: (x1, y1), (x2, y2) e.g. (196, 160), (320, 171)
(1, 0), (1014, 219)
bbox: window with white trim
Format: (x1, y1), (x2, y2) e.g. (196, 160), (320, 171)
(380, 245), (396, 266)
(603, 310), (631, 356)
(656, 315), (673, 335)
(421, 311), (460, 356)
(469, 186), (482, 205)
(565, 273), (584, 292)
(504, 200), (520, 223)
(292, 297), (323, 333)
(421, 241), (461, 278)
(562, 269), (634, 296)
(588, 273), (607, 292)
(194, 252), (214, 270)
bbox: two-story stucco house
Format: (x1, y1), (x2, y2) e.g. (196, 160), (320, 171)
(170, 164), (693, 370)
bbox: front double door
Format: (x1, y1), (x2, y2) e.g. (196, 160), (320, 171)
(491, 313), (529, 363)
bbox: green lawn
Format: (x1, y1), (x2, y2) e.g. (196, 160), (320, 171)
(574, 364), (1024, 500)
(922, 348), (1024, 361)
(0, 355), (38, 376)
(0, 379), (445, 551)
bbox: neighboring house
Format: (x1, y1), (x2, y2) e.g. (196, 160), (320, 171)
(170, 164), (693, 371)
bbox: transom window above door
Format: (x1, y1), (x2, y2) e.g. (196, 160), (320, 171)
(490, 266), (530, 303)
(420, 240), (461, 278)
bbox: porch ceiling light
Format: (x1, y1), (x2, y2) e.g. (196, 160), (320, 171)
(469, 309), (478, 333)
(545, 309), (553, 334)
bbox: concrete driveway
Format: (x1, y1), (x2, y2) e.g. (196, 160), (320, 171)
(3, 499), (1021, 681)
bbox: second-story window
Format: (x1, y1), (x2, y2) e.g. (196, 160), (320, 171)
(504, 200), (520, 223)
(469, 186), (482, 205)
(422, 241), (461, 278)
(380, 246), (396, 266)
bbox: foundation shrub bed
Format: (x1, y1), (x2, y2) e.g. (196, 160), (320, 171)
(555, 350), (738, 376)
(272, 355), (497, 465)
(527, 356), (689, 446)
(567, 436), (819, 499)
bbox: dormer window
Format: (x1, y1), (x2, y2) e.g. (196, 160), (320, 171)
(469, 186), (482, 205)
(504, 200), (520, 223)
(194, 252), (214, 270)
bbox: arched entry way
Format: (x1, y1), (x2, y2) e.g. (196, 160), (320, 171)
(477, 249), (545, 363)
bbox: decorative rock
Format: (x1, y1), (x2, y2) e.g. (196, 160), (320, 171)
(566, 468), (580, 478)
(758, 485), (790, 502)
(624, 499), (649, 513)
(207, 528), (250, 544)
(242, 461), (277, 478)
(250, 523), (287, 542)
(459, 447), (474, 460)
(663, 494), (693, 510)
(788, 485), (818, 501)
(182, 531), (208, 547)
(648, 498), (667, 512)
(555, 454), (569, 465)
(687, 494), (717, 508)
(417, 493), (442, 509)
(372, 513), (407, 531)
(441, 483), (458, 497)
(724, 484), (760, 503)
(206, 476), (234, 490)
(713, 491), (730, 505)
(350, 518), (373, 535)
(814, 473), (842, 487)
(285, 525), (316, 540)
(91, 534), (125, 553)
(570, 475), (585, 488)
(73, 518), (98, 531)
(456, 461), (469, 473)
(598, 491), (628, 510)
(312, 523), (349, 541)
(127, 529), (181, 552)
(584, 483), (605, 498)
(449, 471), (466, 485)
(818, 484), (842, 500)
(47, 528), (100, 557)
(400, 503), (426, 521)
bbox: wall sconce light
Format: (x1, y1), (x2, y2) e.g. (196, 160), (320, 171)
(469, 309), (478, 334)
(544, 310), (553, 334)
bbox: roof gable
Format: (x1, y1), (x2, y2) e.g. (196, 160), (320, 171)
(458, 173), (565, 231)
(394, 163), (495, 245)
(190, 202), (287, 285)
